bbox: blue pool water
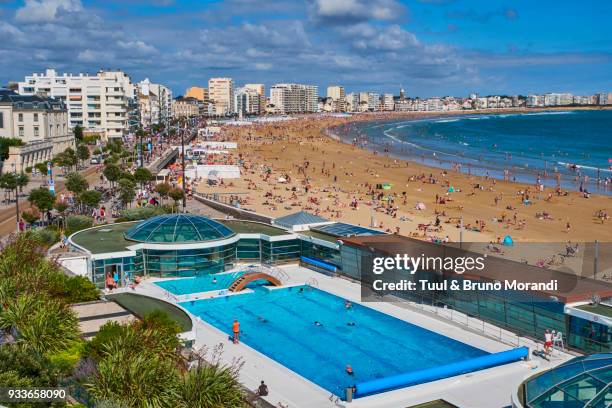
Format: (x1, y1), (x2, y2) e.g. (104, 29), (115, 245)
(181, 285), (488, 397)
(155, 271), (245, 295)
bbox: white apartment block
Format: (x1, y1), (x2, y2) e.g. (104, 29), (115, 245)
(345, 92), (359, 112)
(383, 93), (395, 111)
(18, 68), (134, 140)
(235, 87), (262, 116)
(326, 86), (346, 112)
(243, 84), (266, 115)
(269, 84), (318, 114)
(208, 78), (234, 115)
(0, 89), (75, 173)
(136, 78), (172, 128)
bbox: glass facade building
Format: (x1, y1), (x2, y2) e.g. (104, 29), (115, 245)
(518, 354), (612, 407)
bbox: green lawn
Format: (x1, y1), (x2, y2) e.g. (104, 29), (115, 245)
(106, 292), (192, 331)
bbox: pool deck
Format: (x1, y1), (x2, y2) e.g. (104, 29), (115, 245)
(123, 265), (574, 408)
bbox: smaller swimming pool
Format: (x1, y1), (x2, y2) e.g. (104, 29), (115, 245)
(155, 271), (245, 295)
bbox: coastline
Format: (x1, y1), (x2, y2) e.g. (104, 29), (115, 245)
(198, 110), (612, 246)
(324, 108), (612, 196)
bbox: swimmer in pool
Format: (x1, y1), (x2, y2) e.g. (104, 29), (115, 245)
(345, 300), (352, 310)
(346, 365), (354, 375)
(347, 322), (355, 326)
(257, 316), (268, 323)
(212, 277), (218, 284)
(314, 321), (323, 326)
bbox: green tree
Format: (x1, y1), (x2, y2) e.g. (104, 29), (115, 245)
(77, 143), (90, 165)
(155, 182), (171, 204)
(28, 187), (55, 221)
(34, 162), (48, 176)
(65, 172), (89, 195)
(16, 172), (29, 194)
(54, 148), (78, 171)
(78, 190), (102, 209)
(118, 178), (136, 207)
(0, 137), (23, 160)
(133, 167), (153, 188)
(73, 124), (83, 142)
(103, 164), (122, 186)
(168, 187), (185, 207)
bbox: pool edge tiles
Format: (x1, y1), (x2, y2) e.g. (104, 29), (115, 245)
(180, 285), (510, 399)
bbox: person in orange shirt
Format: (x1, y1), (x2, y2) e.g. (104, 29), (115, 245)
(232, 319), (240, 344)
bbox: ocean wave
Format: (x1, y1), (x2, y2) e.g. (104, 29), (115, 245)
(558, 162), (612, 172)
(435, 118), (459, 123)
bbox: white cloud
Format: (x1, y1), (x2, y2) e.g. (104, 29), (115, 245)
(15, 0), (83, 23)
(254, 62), (273, 70)
(77, 49), (114, 63)
(308, 0), (404, 24)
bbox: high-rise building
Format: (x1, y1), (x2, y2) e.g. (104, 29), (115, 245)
(185, 87), (209, 103)
(208, 78), (234, 115)
(326, 86), (346, 112)
(244, 84), (266, 115)
(597, 93), (609, 105)
(345, 93), (359, 112)
(269, 84), (318, 114)
(383, 94), (395, 111)
(136, 79), (173, 128)
(234, 87), (262, 116)
(17, 68), (135, 140)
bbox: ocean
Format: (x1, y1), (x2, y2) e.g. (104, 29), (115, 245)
(333, 110), (612, 195)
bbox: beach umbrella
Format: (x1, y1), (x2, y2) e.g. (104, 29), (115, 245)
(503, 235), (514, 246)
(448, 186), (455, 193)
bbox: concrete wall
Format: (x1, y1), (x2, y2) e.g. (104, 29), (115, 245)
(193, 194), (274, 224)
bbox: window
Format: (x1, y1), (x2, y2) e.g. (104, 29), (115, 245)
(33, 113), (38, 122)
(18, 127), (24, 137)
(0, 112), (3, 128)
(18, 113), (23, 122)
(34, 127), (39, 137)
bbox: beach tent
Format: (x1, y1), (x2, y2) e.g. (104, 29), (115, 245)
(277, 177), (287, 183)
(382, 183), (392, 190)
(415, 202), (426, 210)
(503, 235), (514, 246)
(448, 186), (455, 193)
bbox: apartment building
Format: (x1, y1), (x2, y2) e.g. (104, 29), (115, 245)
(208, 78), (234, 115)
(235, 87), (263, 116)
(270, 84), (318, 114)
(185, 86), (209, 103)
(0, 89), (74, 173)
(383, 93), (395, 111)
(244, 84), (266, 115)
(136, 79), (172, 128)
(326, 86), (346, 112)
(172, 97), (200, 118)
(17, 69), (134, 140)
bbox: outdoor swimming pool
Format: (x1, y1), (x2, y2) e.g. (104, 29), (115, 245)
(155, 271), (245, 295)
(181, 285), (489, 397)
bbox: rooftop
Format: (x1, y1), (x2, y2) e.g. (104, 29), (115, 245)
(521, 353), (612, 407)
(273, 211), (329, 229)
(340, 234), (612, 303)
(70, 222), (136, 254)
(217, 219), (289, 236)
(124, 214), (235, 243)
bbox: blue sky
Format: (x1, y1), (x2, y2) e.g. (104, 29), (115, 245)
(1, 0), (611, 97)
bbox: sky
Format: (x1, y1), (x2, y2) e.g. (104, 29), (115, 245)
(0, 0), (611, 97)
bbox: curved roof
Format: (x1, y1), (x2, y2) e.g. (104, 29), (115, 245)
(523, 353), (612, 407)
(124, 214), (235, 243)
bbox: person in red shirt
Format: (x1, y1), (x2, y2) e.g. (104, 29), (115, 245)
(232, 319), (240, 344)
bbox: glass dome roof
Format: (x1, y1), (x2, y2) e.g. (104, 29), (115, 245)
(124, 214), (235, 243)
(523, 353), (612, 407)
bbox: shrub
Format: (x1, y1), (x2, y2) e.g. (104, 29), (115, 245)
(66, 215), (93, 236)
(30, 227), (60, 246)
(119, 206), (168, 221)
(62, 275), (99, 303)
(21, 208), (40, 224)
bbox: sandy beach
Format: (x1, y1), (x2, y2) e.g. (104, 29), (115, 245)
(197, 110), (611, 245)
